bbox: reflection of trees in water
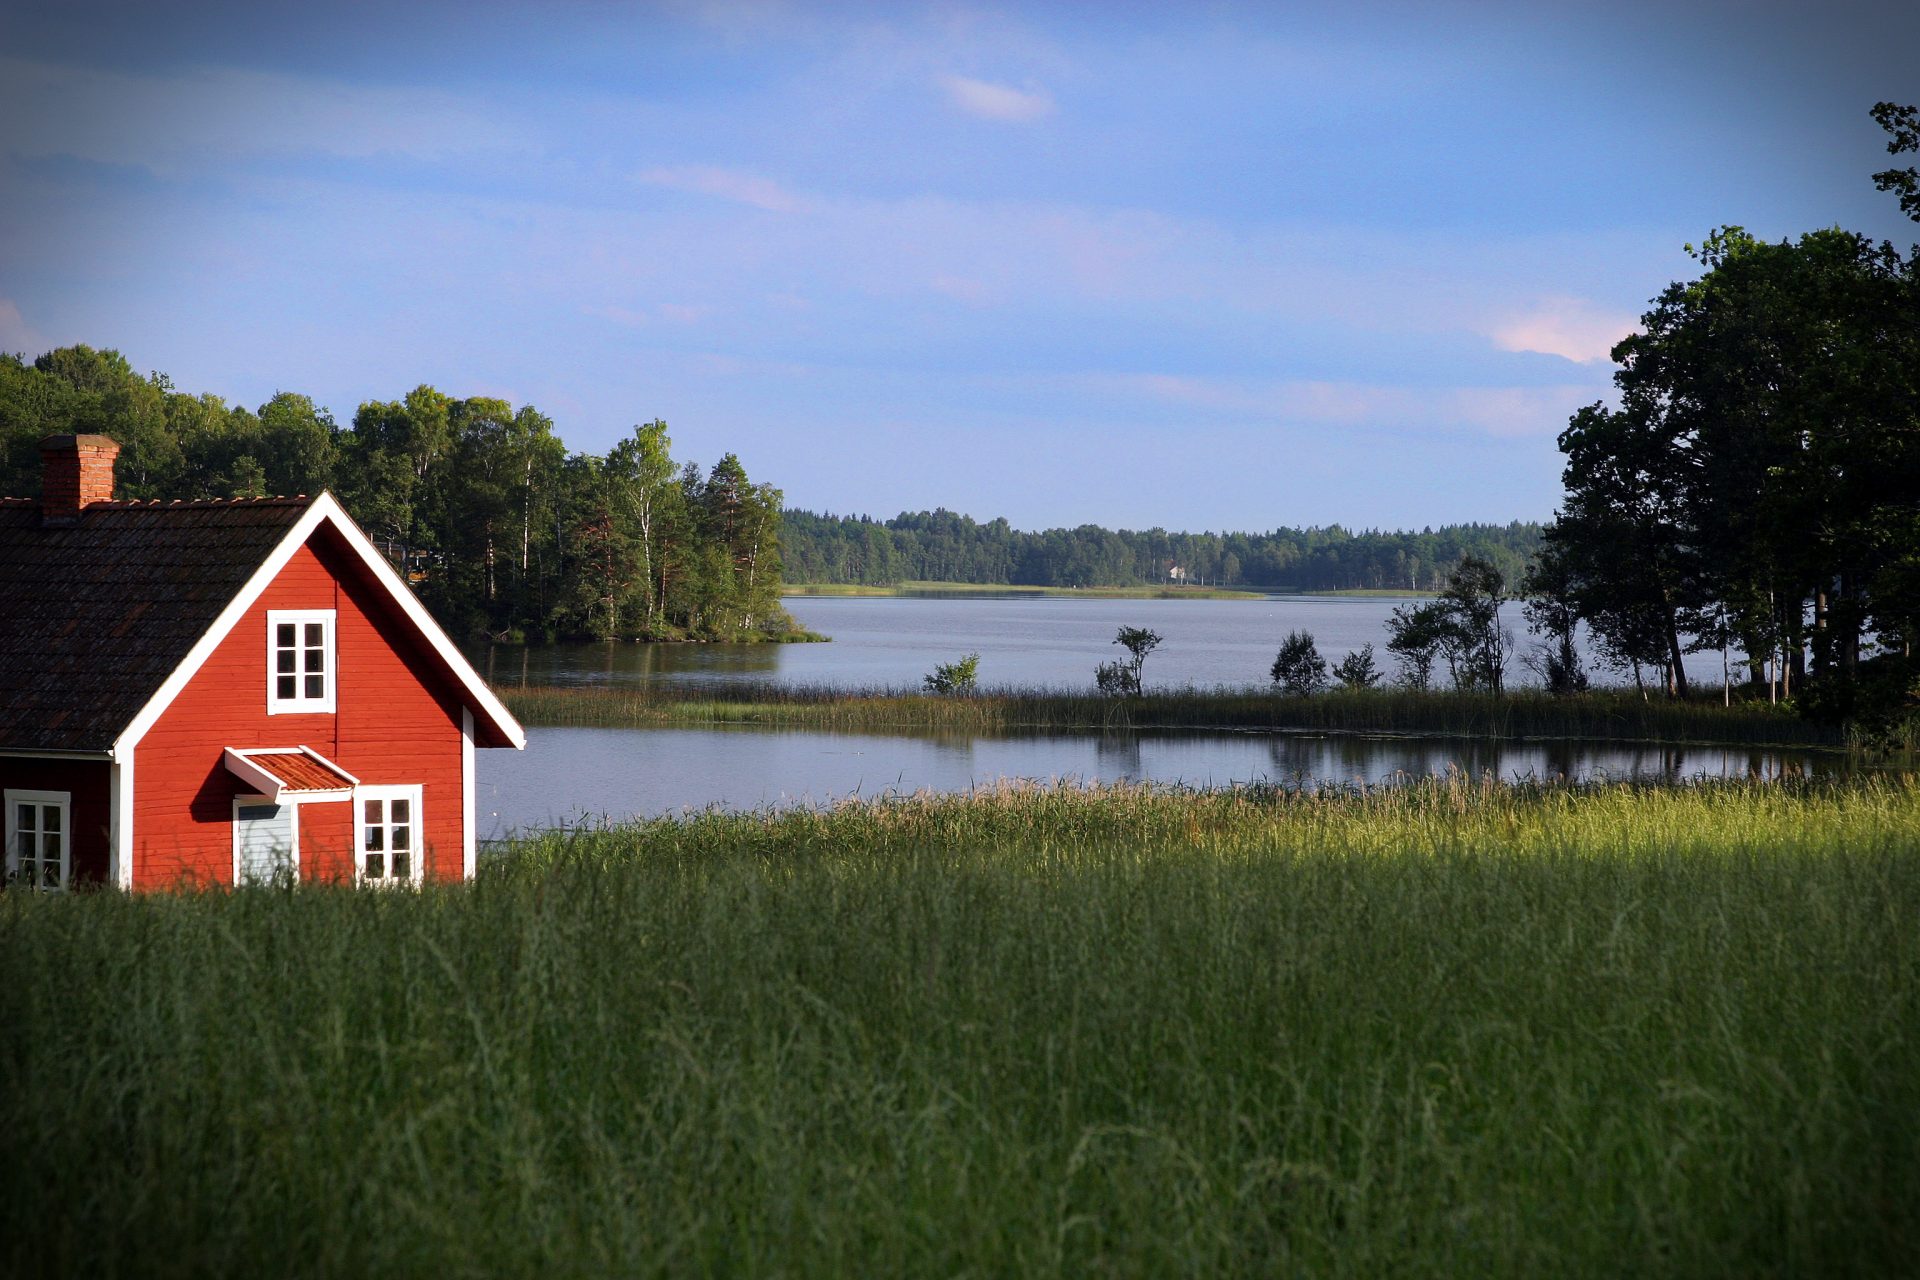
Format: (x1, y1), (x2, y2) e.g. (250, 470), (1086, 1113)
(1243, 733), (1829, 791)
(1095, 732), (1144, 780)
(473, 640), (784, 689)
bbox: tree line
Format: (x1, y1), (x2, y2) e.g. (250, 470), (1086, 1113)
(0, 349), (796, 643)
(782, 506), (1542, 592)
(1523, 102), (1920, 726)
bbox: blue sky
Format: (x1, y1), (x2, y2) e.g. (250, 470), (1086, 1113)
(2, 0), (1915, 530)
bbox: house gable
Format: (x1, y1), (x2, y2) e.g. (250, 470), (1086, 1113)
(131, 532), (476, 886)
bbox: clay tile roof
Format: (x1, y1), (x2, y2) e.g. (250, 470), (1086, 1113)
(241, 750), (355, 792)
(0, 498), (314, 753)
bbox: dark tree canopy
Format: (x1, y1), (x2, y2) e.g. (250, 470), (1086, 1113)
(0, 350), (798, 643)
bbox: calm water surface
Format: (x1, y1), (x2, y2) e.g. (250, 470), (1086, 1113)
(475, 594), (1736, 692)
(478, 726), (1844, 838)
(473, 596), (1786, 835)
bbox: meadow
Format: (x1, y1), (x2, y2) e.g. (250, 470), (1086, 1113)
(497, 682), (1851, 747)
(4, 776), (1918, 1276)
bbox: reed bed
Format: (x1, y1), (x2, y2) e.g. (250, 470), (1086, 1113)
(4, 776), (1918, 1277)
(497, 681), (1845, 747)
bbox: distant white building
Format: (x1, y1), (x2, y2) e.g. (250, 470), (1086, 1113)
(1168, 564), (1188, 582)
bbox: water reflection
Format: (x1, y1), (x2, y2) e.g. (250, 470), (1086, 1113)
(478, 725), (1858, 838)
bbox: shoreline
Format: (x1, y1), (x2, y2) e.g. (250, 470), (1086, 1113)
(493, 683), (1856, 750)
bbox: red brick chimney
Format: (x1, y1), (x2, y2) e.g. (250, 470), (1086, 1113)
(39, 434), (120, 525)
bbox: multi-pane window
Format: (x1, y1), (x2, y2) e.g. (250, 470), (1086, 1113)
(5, 790), (70, 892)
(267, 610), (335, 713)
(357, 786), (422, 884)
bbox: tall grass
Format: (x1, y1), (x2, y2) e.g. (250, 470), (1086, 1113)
(498, 681), (1845, 746)
(4, 776), (1918, 1276)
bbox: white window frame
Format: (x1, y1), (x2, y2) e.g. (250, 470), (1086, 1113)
(267, 609), (337, 714)
(5, 788), (72, 893)
(355, 784), (423, 886)
(231, 793), (301, 885)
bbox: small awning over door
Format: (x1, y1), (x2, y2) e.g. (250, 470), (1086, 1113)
(223, 746), (358, 802)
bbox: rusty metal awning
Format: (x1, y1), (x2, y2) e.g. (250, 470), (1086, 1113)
(223, 746), (359, 802)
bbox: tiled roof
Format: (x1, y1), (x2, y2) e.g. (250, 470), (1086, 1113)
(237, 749), (356, 793)
(0, 497), (313, 752)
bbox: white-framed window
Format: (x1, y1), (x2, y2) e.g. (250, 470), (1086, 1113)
(5, 789), (71, 892)
(356, 785), (422, 885)
(267, 610), (336, 714)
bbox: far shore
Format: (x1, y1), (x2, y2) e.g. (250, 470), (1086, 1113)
(779, 580), (1436, 601)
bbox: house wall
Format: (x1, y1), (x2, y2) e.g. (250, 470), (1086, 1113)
(132, 532), (467, 887)
(0, 756), (111, 886)
(298, 799), (355, 883)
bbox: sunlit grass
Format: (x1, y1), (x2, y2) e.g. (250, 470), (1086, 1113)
(4, 776), (1918, 1276)
(497, 681), (1844, 747)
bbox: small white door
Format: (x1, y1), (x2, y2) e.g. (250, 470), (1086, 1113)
(235, 802), (295, 884)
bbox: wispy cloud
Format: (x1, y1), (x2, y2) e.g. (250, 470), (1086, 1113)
(1088, 373), (1603, 439)
(1488, 296), (1637, 364)
(637, 165), (815, 213)
(584, 301), (715, 327)
(936, 73), (1054, 122)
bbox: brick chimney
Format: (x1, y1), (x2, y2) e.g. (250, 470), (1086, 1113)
(39, 434), (120, 525)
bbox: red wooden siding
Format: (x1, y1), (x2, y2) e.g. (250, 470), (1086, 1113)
(133, 529), (469, 887)
(0, 757), (111, 886)
(298, 800), (354, 883)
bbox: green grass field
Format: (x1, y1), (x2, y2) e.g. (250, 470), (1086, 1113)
(4, 776), (1918, 1276)
(498, 682), (1850, 747)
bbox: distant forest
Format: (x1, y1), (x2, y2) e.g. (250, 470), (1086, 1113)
(783, 508), (1542, 592)
(0, 347), (794, 643)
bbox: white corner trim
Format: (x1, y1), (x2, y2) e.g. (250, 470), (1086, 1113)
(112, 492), (526, 762)
(111, 758), (133, 890)
(462, 707), (476, 879)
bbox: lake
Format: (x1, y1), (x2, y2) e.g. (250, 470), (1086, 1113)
(478, 725), (1844, 839)
(473, 594), (1781, 834)
(475, 593), (1740, 692)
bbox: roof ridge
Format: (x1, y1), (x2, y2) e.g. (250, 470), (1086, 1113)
(91, 495), (316, 509)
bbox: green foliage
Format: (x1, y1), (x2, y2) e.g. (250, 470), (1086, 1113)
(1270, 629), (1328, 694)
(1543, 222), (1920, 708)
(1872, 101), (1920, 221)
(0, 352), (798, 643)
(497, 682), (1845, 747)
(5, 778), (1920, 1275)
(1332, 642), (1382, 690)
(1097, 626), (1162, 696)
(923, 652), (981, 695)
(781, 506), (1542, 592)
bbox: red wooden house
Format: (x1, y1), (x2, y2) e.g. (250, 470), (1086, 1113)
(0, 434), (525, 890)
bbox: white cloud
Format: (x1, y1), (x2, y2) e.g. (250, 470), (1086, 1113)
(936, 73), (1054, 122)
(637, 165), (815, 213)
(1488, 296), (1637, 364)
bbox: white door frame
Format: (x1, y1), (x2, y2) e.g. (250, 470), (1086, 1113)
(231, 793), (299, 884)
